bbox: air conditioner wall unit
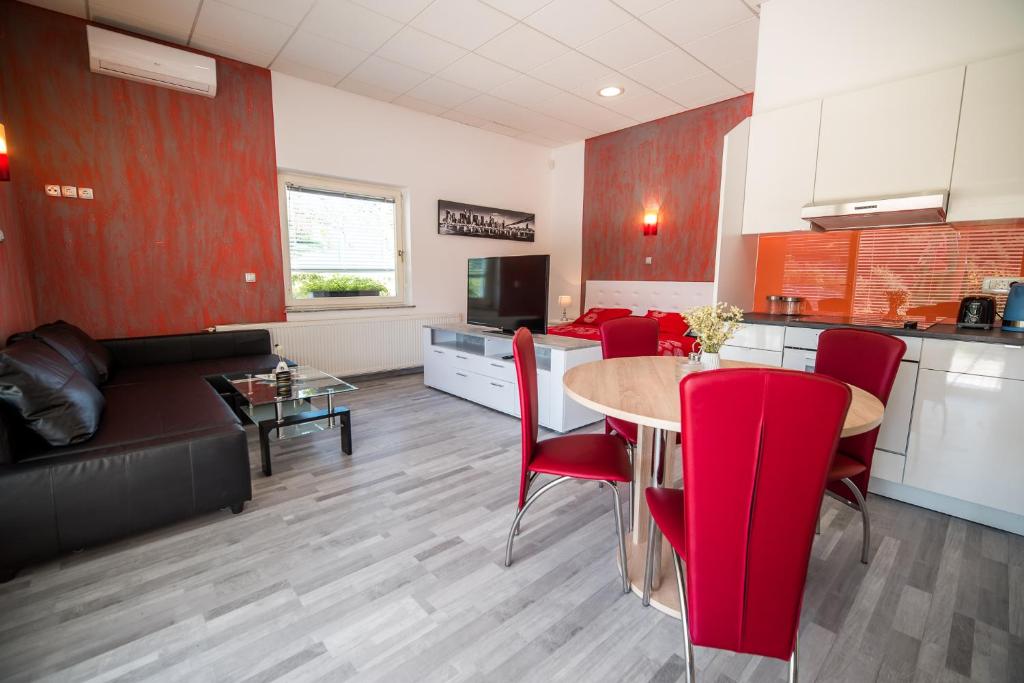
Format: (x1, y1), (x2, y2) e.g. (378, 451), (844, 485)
(87, 25), (217, 97)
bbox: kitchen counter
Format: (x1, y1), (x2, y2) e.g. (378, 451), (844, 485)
(742, 312), (1024, 346)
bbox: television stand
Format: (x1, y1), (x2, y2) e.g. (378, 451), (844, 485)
(422, 324), (603, 433)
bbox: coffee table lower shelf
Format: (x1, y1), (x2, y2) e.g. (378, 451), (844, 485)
(250, 403), (353, 476)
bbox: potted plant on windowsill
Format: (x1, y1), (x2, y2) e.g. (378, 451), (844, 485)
(683, 302), (744, 370)
(292, 274), (389, 298)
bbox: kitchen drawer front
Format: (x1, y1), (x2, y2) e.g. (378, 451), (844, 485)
(725, 324), (785, 351)
(720, 346), (783, 366)
(905, 369), (1024, 515)
(474, 356), (516, 382)
(475, 375), (517, 415)
(872, 449), (906, 484)
(782, 347), (817, 372)
(782, 327), (922, 360)
(921, 338), (1024, 380)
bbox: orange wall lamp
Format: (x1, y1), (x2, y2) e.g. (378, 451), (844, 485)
(643, 210), (658, 236)
(0, 123), (9, 181)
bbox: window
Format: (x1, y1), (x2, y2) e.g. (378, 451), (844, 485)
(279, 173), (406, 310)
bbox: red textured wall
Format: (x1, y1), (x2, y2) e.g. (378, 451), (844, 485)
(581, 94), (753, 301)
(0, 1), (285, 339)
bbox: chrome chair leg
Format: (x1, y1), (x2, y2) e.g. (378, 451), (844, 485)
(505, 476), (570, 566)
(627, 443), (635, 533)
(513, 472), (539, 536)
(815, 507), (821, 535)
(605, 481), (630, 594)
(788, 634), (799, 683)
(672, 551), (695, 683)
(840, 477), (871, 564)
(642, 515), (658, 606)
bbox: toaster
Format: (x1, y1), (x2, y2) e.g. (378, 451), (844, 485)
(1003, 282), (1024, 332)
(957, 295), (997, 329)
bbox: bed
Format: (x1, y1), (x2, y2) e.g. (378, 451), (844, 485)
(546, 280), (715, 357)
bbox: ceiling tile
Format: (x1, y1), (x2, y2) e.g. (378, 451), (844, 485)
(600, 89), (683, 121)
(349, 0), (434, 23)
(530, 51), (614, 92)
(515, 131), (562, 147)
(479, 0), (553, 20)
(661, 72), (742, 109)
(377, 27), (468, 73)
(713, 55), (756, 92)
(622, 47), (707, 89)
(438, 53), (518, 91)
(613, 0), (672, 15)
(272, 30), (369, 85)
(406, 77), (480, 108)
(480, 121), (523, 136)
(216, 0), (315, 25)
(301, 0), (402, 53)
(683, 17), (758, 68)
(347, 55), (431, 94)
(528, 116), (597, 142)
(442, 109), (491, 127)
(338, 77), (403, 101)
(412, 0), (516, 50)
(577, 19), (675, 70)
(525, 0), (632, 47)
(476, 24), (569, 73)
(191, 1), (293, 67)
(393, 94), (449, 115)
(641, 0), (753, 46)
(19, 0), (86, 19)
(743, 0), (764, 14)
(90, 0), (201, 44)
(489, 75), (562, 109)
(530, 92), (636, 133)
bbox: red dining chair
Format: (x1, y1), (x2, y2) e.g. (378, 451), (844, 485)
(505, 328), (632, 594)
(644, 369), (851, 681)
(814, 328), (905, 564)
(599, 316), (659, 530)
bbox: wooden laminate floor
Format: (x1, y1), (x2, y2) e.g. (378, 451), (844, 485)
(0, 374), (1021, 682)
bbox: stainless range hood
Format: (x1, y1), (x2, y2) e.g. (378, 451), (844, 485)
(801, 192), (948, 230)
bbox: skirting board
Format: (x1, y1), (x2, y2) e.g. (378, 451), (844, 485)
(585, 280), (714, 315)
(870, 476), (1024, 535)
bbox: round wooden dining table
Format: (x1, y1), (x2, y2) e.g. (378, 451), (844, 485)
(562, 356), (885, 618)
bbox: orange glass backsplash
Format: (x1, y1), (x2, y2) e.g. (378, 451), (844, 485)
(752, 220), (1024, 319)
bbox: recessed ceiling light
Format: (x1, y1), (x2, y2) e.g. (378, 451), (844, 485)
(598, 86), (624, 98)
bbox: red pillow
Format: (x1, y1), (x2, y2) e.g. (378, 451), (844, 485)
(572, 307), (632, 326)
(644, 309), (689, 336)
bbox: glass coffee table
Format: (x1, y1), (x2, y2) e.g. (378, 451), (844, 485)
(222, 366), (356, 476)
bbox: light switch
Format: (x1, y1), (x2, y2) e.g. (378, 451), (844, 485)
(77, 187), (94, 199)
(244, 272), (256, 283)
(45, 185), (61, 197)
(645, 256), (653, 265)
(61, 185), (77, 198)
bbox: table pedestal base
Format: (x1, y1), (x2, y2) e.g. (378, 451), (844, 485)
(626, 539), (681, 618)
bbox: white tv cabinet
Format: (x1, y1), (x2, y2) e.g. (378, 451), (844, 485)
(422, 324), (603, 433)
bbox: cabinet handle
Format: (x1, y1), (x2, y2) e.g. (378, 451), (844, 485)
(490, 363), (504, 368)
(455, 372), (468, 377)
(433, 349), (444, 354)
(490, 382), (503, 388)
(456, 354), (468, 360)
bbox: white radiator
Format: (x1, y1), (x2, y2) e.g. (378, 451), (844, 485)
(217, 312), (462, 377)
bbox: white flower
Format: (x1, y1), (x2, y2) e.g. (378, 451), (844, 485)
(683, 302), (744, 354)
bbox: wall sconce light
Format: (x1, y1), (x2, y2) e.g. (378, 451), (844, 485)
(643, 211), (658, 236)
(558, 294), (572, 321)
(0, 124), (9, 182)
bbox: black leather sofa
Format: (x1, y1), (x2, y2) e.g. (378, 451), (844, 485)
(0, 328), (280, 580)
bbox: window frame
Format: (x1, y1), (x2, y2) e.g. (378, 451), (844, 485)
(278, 172), (408, 311)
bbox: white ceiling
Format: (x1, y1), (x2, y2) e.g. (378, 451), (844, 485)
(23, 0), (762, 147)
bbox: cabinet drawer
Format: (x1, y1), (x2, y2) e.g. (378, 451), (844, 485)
(476, 376), (517, 415)
(872, 449), (906, 484)
(720, 346), (783, 366)
(921, 338), (1024, 380)
(783, 327), (823, 351)
(473, 356), (516, 382)
(726, 324), (785, 351)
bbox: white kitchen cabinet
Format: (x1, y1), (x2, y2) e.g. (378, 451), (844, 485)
(813, 66), (965, 203)
(720, 346), (783, 366)
(905, 368), (1024, 516)
(741, 100), (821, 234)
(726, 323), (786, 352)
(948, 50), (1024, 222)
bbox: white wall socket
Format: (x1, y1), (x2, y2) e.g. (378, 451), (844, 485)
(982, 277), (1018, 293)
(61, 185), (77, 198)
(45, 185), (61, 197)
(645, 256), (653, 265)
(77, 187), (94, 199)
(244, 272), (256, 283)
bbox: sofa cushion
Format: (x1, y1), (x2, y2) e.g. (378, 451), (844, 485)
(0, 340), (105, 446)
(19, 321), (113, 383)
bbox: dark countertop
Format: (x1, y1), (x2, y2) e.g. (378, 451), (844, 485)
(742, 312), (1024, 346)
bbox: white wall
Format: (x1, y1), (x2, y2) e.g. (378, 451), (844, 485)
(272, 72), (576, 322)
(546, 142), (585, 320)
(754, 0), (1024, 113)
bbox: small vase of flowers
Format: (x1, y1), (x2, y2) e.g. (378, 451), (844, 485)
(683, 302), (744, 370)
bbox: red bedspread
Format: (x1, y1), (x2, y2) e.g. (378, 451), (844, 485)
(547, 323), (697, 357)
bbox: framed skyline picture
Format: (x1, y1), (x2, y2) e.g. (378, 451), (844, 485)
(437, 200), (535, 242)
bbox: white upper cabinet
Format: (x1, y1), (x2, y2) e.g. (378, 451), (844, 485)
(741, 100), (822, 234)
(813, 66), (965, 204)
(948, 50), (1024, 222)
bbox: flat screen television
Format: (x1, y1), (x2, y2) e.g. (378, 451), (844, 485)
(467, 255), (549, 334)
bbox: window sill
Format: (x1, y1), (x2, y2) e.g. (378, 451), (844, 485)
(285, 303), (417, 317)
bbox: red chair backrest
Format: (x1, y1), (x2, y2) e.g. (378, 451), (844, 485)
(513, 328), (539, 507)
(814, 328), (906, 497)
(679, 368), (851, 661)
(600, 316), (659, 359)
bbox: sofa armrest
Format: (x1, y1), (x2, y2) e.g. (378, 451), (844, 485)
(101, 330), (273, 368)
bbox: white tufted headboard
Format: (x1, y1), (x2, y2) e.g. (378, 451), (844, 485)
(584, 280), (714, 315)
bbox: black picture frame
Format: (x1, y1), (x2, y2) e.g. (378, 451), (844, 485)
(438, 200), (535, 242)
